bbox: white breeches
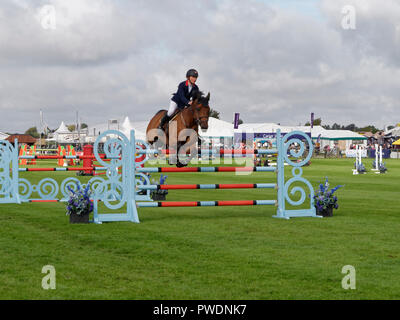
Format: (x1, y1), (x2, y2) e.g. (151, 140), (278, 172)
(167, 100), (178, 117)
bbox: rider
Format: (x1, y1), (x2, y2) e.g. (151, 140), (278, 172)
(158, 69), (199, 129)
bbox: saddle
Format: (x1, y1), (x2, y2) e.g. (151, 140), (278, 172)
(161, 108), (182, 133)
(169, 110), (180, 122)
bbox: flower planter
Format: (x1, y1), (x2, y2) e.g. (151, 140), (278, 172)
(69, 212), (90, 224)
(317, 206), (333, 217)
(152, 193), (166, 201)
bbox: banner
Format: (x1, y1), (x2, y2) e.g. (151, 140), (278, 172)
(311, 112), (314, 129)
(345, 149), (367, 158)
(234, 132), (312, 142)
(234, 113), (240, 129)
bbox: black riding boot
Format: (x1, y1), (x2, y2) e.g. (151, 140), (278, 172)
(158, 114), (170, 129)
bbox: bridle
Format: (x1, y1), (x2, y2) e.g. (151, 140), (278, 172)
(180, 102), (209, 127)
(194, 102), (210, 126)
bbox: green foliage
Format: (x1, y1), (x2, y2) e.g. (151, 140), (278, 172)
(357, 125), (380, 134)
(209, 108), (220, 119)
(321, 123), (381, 133)
(24, 127), (40, 138)
(305, 117), (322, 126)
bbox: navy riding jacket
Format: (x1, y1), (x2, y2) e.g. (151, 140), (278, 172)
(171, 80), (199, 109)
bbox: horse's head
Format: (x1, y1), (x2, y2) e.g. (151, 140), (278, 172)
(191, 91), (210, 131)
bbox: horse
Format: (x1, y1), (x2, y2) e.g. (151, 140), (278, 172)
(146, 91), (211, 167)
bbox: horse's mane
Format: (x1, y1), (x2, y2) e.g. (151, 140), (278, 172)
(155, 110), (166, 115)
(191, 90), (209, 106)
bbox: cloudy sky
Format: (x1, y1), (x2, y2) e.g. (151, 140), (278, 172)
(0, 0), (399, 133)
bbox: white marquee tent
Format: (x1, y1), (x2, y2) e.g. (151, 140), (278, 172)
(51, 121), (79, 143)
(0, 131), (9, 140)
(85, 117), (147, 143)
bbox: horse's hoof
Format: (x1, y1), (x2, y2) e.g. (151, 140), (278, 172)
(176, 162), (187, 168)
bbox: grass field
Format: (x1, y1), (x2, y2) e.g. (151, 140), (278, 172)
(0, 157), (399, 299)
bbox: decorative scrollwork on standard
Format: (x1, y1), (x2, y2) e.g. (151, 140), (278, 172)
(60, 177), (109, 201)
(283, 158), (315, 209)
(0, 141), (15, 166)
(60, 177), (81, 200)
(91, 130), (131, 214)
(0, 140), (19, 202)
(36, 178), (59, 200)
(0, 176), (12, 197)
(281, 131), (313, 167)
(134, 172), (151, 195)
(18, 178), (33, 200)
(284, 179), (315, 207)
(135, 140), (152, 167)
(0, 141), (15, 196)
(104, 166), (120, 181)
(93, 130), (129, 168)
(99, 180), (126, 210)
(87, 176), (107, 198)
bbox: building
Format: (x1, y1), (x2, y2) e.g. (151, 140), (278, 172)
(6, 134), (37, 146)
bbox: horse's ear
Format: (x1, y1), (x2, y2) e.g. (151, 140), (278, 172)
(206, 92), (210, 101)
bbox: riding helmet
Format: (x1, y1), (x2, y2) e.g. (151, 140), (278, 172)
(186, 69), (199, 78)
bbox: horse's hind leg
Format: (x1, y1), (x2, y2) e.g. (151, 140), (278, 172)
(147, 111), (167, 144)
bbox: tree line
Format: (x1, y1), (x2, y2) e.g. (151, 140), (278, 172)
(23, 124), (88, 138)
(304, 118), (391, 133)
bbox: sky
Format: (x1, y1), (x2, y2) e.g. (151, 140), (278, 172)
(1, 0), (400, 133)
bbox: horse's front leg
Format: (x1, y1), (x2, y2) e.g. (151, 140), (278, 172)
(176, 130), (198, 167)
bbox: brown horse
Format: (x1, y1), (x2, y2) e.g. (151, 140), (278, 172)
(146, 91), (211, 167)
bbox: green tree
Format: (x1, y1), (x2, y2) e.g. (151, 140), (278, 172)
(357, 125), (379, 133)
(209, 108), (220, 119)
(305, 117), (322, 126)
(67, 124), (76, 132)
(24, 127), (40, 138)
(344, 123), (356, 131)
